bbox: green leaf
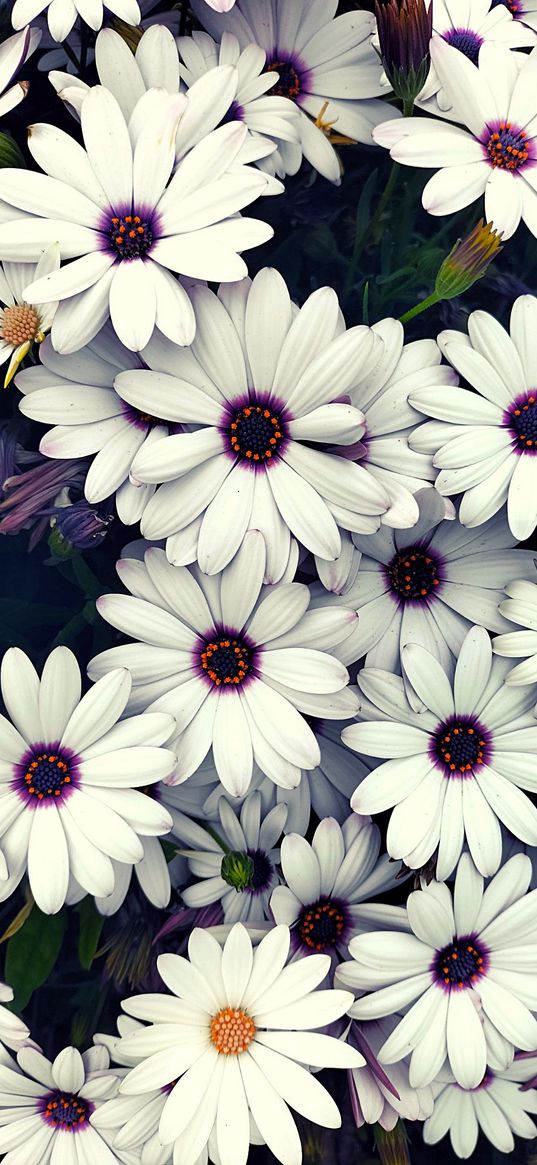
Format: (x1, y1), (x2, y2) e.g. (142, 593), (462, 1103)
(5, 906), (66, 1010)
(76, 897), (105, 970)
(0, 132), (25, 169)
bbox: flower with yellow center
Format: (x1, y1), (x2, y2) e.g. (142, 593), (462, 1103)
(114, 923), (363, 1165)
(0, 244), (59, 387)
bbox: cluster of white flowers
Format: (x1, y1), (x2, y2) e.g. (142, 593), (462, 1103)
(1, 1), (537, 1164)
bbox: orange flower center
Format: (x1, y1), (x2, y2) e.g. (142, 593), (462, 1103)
(210, 1007), (256, 1055)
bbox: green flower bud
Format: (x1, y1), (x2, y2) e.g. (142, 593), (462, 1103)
(220, 850), (254, 892)
(435, 219), (503, 300)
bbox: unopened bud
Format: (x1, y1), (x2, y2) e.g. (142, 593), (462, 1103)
(435, 219), (503, 300)
(110, 18), (143, 52)
(374, 1121), (411, 1165)
(375, 0), (432, 108)
(220, 850), (254, 892)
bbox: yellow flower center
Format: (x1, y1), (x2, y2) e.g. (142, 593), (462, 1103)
(210, 1007), (256, 1055)
(1, 304), (40, 345)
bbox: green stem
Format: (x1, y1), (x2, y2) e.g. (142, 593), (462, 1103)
(399, 290), (441, 324)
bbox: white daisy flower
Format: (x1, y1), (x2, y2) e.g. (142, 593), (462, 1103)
(0, 983), (31, 1064)
(114, 922), (363, 1165)
(0, 644), (176, 914)
(88, 534), (359, 796)
(339, 853), (537, 1089)
(177, 30), (301, 178)
(0, 86), (272, 355)
(423, 1055), (537, 1157)
(191, 0), (395, 184)
(16, 327), (195, 527)
(410, 295), (537, 538)
(312, 491), (537, 680)
(343, 625), (537, 879)
(50, 25), (295, 191)
(11, 0), (140, 42)
(0, 1043), (124, 1165)
(503, 0), (537, 32)
(348, 1016), (434, 1129)
(493, 578), (537, 684)
(126, 270), (393, 580)
(0, 26), (41, 117)
(187, 720), (368, 836)
(271, 815), (402, 961)
(417, 2), (534, 120)
(169, 790), (286, 923)
(374, 39), (537, 240)
(0, 245), (61, 389)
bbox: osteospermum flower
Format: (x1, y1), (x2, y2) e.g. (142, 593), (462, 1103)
(343, 625), (537, 878)
(170, 790), (286, 923)
(417, 4), (534, 118)
(126, 271), (392, 579)
(410, 295), (537, 538)
(0, 1044), (122, 1164)
(0, 26), (41, 116)
(338, 853), (537, 1089)
(88, 534), (359, 795)
(493, 579), (537, 683)
(348, 1017), (434, 1130)
(374, 39), (537, 239)
(0, 645), (176, 914)
(16, 328), (188, 527)
(114, 923), (363, 1165)
(313, 492), (537, 677)
(271, 815), (402, 960)
(50, 25), (296, 188)
(0, 245), (59, 388)
(192, 0), (394, 183)
(11, 0), (140, 41)
(0, 86), (272, 354)
(423, 1056), (537, 1158)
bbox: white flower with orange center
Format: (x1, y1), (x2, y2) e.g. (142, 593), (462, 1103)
(114, 922), (363, 1165)
(0, 245), (59, 387)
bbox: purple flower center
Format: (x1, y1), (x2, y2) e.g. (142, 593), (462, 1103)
(297, 896), (348, 951)
(442, 27), (483, 64)
(246, 848), (274, 892)
(40, 1091), (93, 1132)
(229, 402), (286, 463)
(505, 392), (537, 451)
(266, 57), (303, 99)
(199, 631), (254, 688)
(485, 122), (530, 170)
(433, 937), (487, 989)
(386, 545), (442, 602)
(108, 212), (153, 259)
(432, 716), (489, 777)
(14, 745), (78, 803)
(490, 0), (522, 14)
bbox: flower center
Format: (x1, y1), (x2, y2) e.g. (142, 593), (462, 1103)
(0, 304), (39, 345)
(210, 1007), (256, 1055)
(199, 633), (253, 687)
(297, 897), (347, 951)
(221, 847), (274, 893)
(18, 749), (73, 801)
(122, 402), (170, 431)
(432, 717), (488, 776)
(40, 1091), (92, 1131)
(434, 938), (486, 989)
(387, 546), (442, 601)
(490, 0), (522, 14)
(266, 58), (302, 99)
(108, 213), (153, 259)
(229, 403), (285, 463)
(506, 393), (537, 450)
(442, 27), (483, 64)
(485, 122), (529, 170)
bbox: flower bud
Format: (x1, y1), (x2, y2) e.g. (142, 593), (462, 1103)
(374, 1121), (411, 1165)
(435, 219), (503, 300)
(375, 0), (432, 108)
(220, 850), (254, 892)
